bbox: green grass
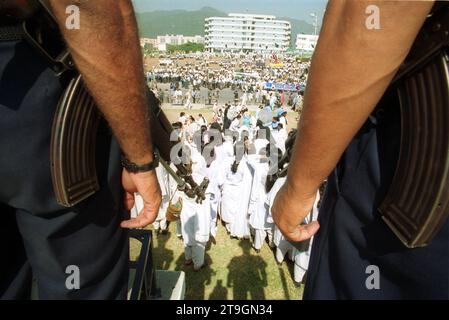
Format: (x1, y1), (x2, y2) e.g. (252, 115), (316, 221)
(167, 43), (205, 54)
(131, 221), (303, 300)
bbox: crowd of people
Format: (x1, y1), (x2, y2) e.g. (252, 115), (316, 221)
(152, 85), (305, 113)
(146, 52), (309, 111)
(147, 52), (310, 90)
(132, 97), (319, 286)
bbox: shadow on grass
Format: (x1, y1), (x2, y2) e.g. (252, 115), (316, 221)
(226, 240), (267, 300)
(152, 231), (174, 270)
(269, 244), (299, 291)
(278, 267), (291, 300)
(284, 255), (296, 288)
(209, 280), (228, 300)
(174, 251), (214, 300)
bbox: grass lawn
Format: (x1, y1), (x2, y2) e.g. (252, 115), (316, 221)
(131, 221), (303, 300)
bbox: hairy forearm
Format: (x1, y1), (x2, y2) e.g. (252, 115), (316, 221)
(49, 0), (153, 163)
(287, 0), (433, 196)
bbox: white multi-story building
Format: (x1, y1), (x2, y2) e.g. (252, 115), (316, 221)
(140, 38), (157, 48)
(296, 34), (319, 53)
(155, 35), (205, 51)
(205, 13), (291, 53)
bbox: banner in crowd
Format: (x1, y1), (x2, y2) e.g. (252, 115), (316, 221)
(264, 82), (304, 92)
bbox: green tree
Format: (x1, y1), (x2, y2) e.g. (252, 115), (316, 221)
(166, 42), (204, 53)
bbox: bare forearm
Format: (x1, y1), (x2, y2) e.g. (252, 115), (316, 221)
(49, 0), (152, 163)
(287, 0), (433, 196)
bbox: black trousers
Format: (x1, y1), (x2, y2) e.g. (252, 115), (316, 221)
(304, 91), (449, 299)
(0, 40), (129, 299)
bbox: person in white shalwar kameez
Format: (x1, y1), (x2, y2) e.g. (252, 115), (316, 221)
(130, 165), (171, 234)
(205, 164), (220, 238)
(274, 124), (288, 155)
(152, 165), (170, 233)
(228, 154), (252, 239)
(181, 195), (210, 270)
(180, 139), (211, 271)
(169, 163), (183, 239)
(217, 135), (237, 232)
(291, 191), (320, 284)
(221, 148), (253, 239)
(266, 177), (295, 264)
(205, 136), (228, 238)
(229, 115), (241, 132)
(221, 159), (242, 235)
(247, 137), (273, 252)
(248, 159), (273, 252)
(267, 177), (321, 284)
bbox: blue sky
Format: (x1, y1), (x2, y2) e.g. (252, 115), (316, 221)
(132, 0), (328, 22)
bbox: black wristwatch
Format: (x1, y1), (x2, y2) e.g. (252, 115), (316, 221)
(121, 153), (159, 173)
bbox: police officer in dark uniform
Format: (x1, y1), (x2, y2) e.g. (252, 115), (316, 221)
(0, 0), (161, 299)
(272, 1), (449, 299)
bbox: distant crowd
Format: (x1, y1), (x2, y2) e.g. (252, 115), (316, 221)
(146, 52), (310, 109)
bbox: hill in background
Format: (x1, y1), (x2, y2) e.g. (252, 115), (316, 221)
(136, 7), (226, 38)
(136, 6), (316, 47)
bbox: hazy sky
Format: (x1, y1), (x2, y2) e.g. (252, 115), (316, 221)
(132, 0), (328, 22)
